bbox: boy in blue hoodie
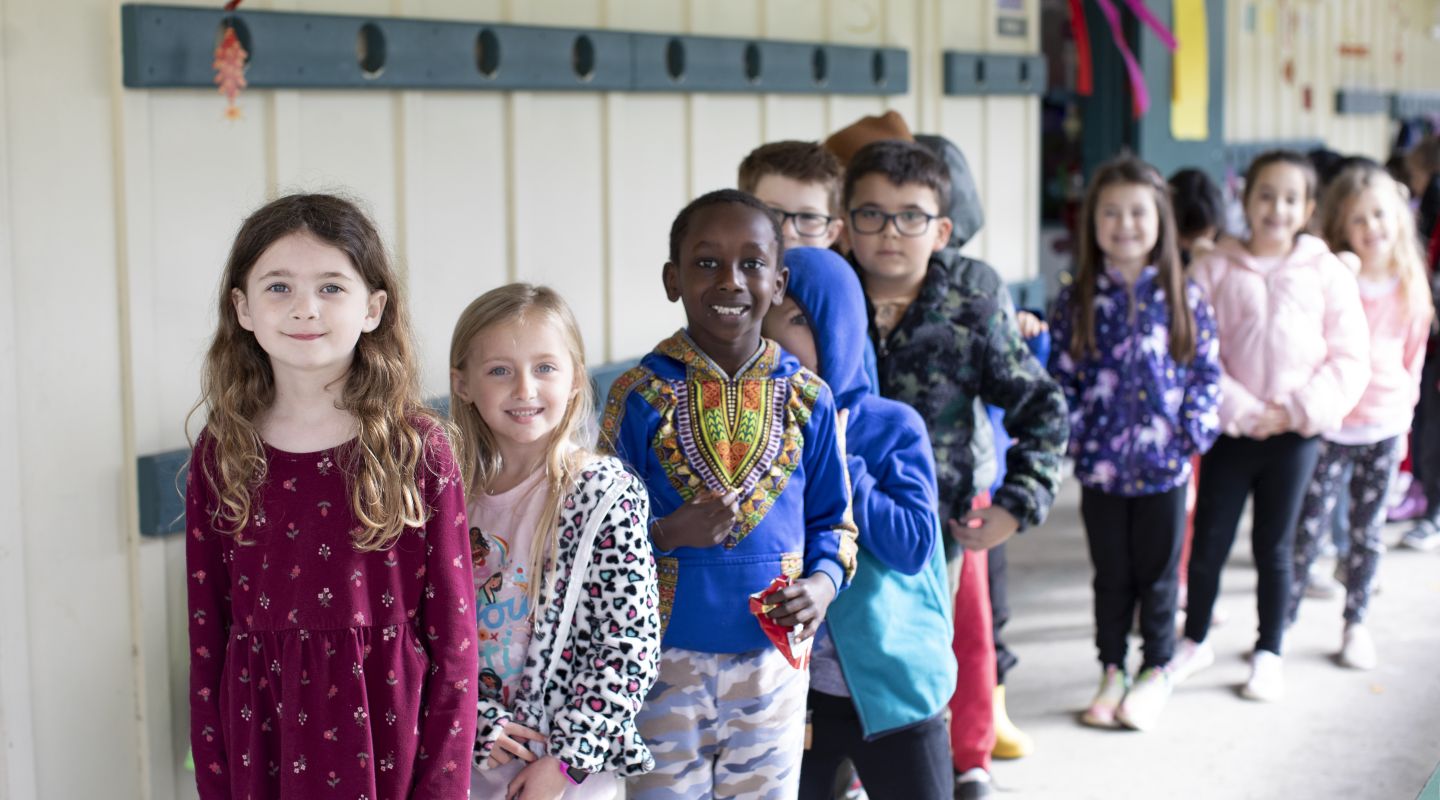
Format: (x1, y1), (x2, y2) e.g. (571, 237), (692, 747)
(603, 190), (858, 800)
(764, 247), (957, 799)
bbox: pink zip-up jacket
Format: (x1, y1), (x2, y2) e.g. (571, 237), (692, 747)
(1190, 234), (1370, 438)
(1339, 271), (1430, 430)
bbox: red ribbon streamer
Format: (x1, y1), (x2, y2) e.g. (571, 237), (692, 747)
(1068, 0), (1094, 95)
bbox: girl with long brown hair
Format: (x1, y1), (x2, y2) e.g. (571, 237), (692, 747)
(1048, 155), (1221, 731)
(184, 194), (477, 799)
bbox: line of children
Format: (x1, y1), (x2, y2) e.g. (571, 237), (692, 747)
(738, 121), (1066, 797)
(450, 284), (661, 799)
(190, 144), (1417, 800)
(1169, 151), (1371, 701)
(1048, 155), (1222, 731)
(1287, 164), (1434, 670)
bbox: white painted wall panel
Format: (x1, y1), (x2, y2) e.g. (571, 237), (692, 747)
(510, 93), (609, 356)
(402, 93), (511, 393)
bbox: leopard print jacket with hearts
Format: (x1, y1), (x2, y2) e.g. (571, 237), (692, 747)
(472, 456), (662, 777)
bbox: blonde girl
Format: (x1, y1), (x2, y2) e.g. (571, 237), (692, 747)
(451, 283), (660, 800)
(185, 193), (477, 799)
(1287, 164), (1433, 669)
(1169, 151), (1370, 702)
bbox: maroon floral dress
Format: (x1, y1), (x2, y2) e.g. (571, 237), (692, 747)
(186, 425), (478, 799)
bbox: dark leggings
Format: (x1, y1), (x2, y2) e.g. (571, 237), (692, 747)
(1412, 342), (1440, 515)
(798, 691), (952, 800)
(1291, 437), (1401, 625)
(988, 542), (1017, 683)
(1185, 433), (1321, 655)
(1080, 485), (1187, 670)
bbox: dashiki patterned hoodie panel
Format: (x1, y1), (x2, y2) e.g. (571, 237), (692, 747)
(601, 331), (858, 654)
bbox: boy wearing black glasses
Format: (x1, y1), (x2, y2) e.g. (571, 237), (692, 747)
(844, 139), (1067, 798)
(739, 140), (846, 250)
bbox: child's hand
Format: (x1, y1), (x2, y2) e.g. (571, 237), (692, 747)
(653, 491), (740, 550)
(1016, 311), (1049, 339)
(764, 574), (838, 641)
(506, 755), (568, 800)
(1251, 402), (1291, 439)
(948, 505), (1020, 551)
(488, 721), (544, 767)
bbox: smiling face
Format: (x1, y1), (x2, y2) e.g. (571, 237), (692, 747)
(761, 295), (818, 373)
(1245, 162), (1315, 256)
(1094, 182), (1160, 274)
(451, 315), (577, 464)
(231, 232), (387, 379)
(845, 174), (953, 288)
(1343, 186), (1398, 272)
(663, 202), (787, 371)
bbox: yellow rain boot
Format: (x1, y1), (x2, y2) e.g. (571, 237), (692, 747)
(991, 684), (1034, 759)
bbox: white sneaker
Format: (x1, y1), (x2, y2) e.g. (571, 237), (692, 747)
(1241, 650), (1285, 701)
(1339, 624), (1378, 670)
(1168, 638), (1214, 684)
(1116, 667), (1172, 731)
(1080, 665), (1128, 728)
(953, 767), (992, 799)
(1304, 561), (1343, 599)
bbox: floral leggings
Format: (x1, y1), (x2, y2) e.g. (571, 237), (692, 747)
(1290, 436), (1402, 625)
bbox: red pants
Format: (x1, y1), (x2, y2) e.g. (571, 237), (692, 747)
(1179, 454), (1201, 594)
(948, 496), (996, 773)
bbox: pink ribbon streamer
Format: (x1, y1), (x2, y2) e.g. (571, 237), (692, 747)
(1122, 0), (1178, 49)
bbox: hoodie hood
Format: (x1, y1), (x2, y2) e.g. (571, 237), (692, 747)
(1215, 232), (1332, 271)
(783, 247), (871, 412)
(915, 133), (985, 248)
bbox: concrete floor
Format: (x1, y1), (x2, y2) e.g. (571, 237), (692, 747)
(991, 481), (1440, 800)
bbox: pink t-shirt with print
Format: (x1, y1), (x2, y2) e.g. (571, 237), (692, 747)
(469, 471), (617, 799)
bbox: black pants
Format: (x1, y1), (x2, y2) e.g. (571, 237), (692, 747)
(1079, 485), (1187, 670)
(1185, 433), (1321, 655)
(988, 542), (1017, 684)
(798, 691), (952, 800)
(1412, 341), (1440, 515)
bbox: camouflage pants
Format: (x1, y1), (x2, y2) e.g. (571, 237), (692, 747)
(627, 646), (808, 800)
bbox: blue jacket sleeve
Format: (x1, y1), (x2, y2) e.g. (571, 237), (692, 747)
(1180, 285), (1223, 456)
(846, 410), (940, 576)
(800, 383), (859, 592)
(980, 301), (1069, 530)
(599, 370), (661, 525)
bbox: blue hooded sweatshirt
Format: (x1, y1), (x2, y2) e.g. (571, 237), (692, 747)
(601, 328), (858, 654)
(785, 247), (957, 738)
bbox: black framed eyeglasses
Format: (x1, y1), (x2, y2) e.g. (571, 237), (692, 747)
(848, 207), (938, 237)
(767, 207), (835, 238)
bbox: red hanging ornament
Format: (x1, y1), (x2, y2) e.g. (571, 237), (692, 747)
(213, 1), (248, 120)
